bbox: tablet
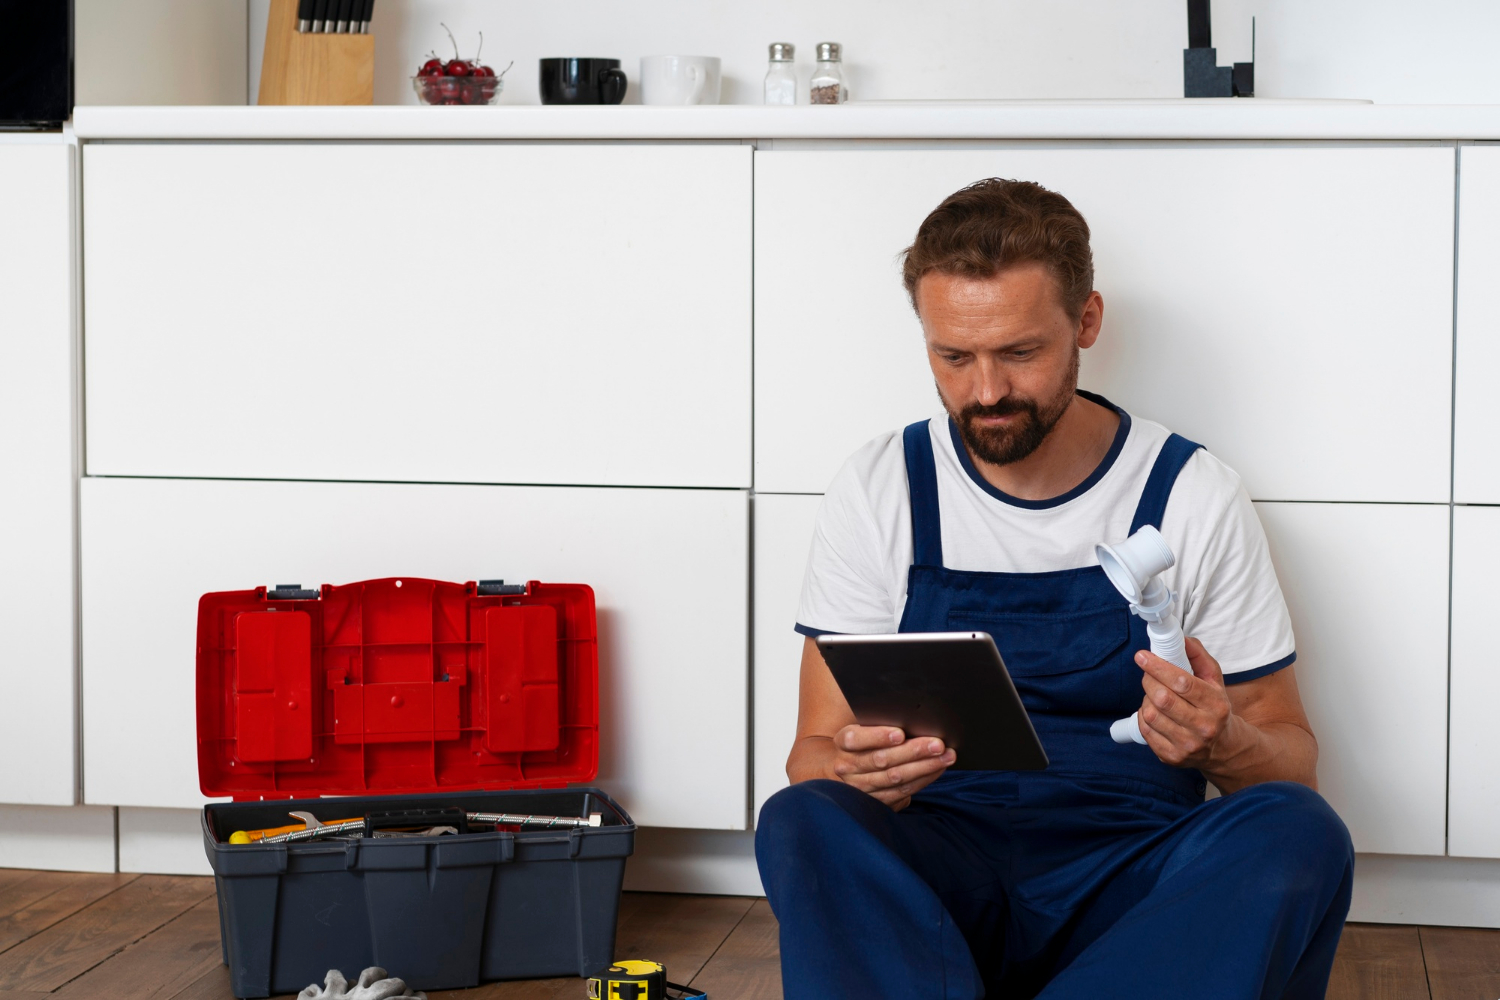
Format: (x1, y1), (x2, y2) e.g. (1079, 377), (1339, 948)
(815, 631), (1048, 771)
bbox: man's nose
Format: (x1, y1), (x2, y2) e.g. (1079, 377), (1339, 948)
(974, 360), (1010, 406)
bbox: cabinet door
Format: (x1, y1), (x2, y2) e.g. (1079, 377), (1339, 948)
(0, 142), (76, 806)
(756, 147), (1454, 501)
(1456, 145), (1500, 503)
(80, 477), (749, 830)
(752, 494), (821, 820)
(83, 142), (751, 489)
(1449, 505), (1500, 857)
(1255, 502), (1449, 855)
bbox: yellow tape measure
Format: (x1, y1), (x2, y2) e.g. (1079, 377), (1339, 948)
(586, 960), (706, 1000)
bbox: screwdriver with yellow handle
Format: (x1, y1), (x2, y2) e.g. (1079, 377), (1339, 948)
(228, 809), (604, 844)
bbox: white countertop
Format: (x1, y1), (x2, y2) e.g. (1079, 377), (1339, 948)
(70, 100), (1500, 141)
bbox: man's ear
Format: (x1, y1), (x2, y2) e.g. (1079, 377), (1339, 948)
(1076, 291), (1104, 350)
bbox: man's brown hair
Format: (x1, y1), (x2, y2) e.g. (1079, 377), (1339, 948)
(901, 178), (1094, 321)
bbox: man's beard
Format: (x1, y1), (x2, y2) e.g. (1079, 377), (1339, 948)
(946, 351), (1079, 467)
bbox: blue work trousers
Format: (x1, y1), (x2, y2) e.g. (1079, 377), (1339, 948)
(756, 775), (1354, 1000)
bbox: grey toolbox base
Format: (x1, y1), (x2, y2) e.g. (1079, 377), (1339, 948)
(202, 788), (634, 998)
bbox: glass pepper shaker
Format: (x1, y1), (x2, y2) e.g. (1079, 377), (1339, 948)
(764, 42), (796, 105)
(809, 42), (847, 104)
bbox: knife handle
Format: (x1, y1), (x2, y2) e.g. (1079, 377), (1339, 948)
(310, 0), (328, 32)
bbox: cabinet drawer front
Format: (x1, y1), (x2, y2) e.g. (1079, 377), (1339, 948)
(1449, 506), (1500, 857)
(1257, 501), (1449, 856)
(80, 477), (749, 830)
(84, 142), (751, 488)
(0, 143), (76, 806)
(756, 147), (1453, 501)
(1456, 146), (1500, 503)
(751, 493), (822, 821)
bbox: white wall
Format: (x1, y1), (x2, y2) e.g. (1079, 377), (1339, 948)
(238, 0), (1500, 108)
(76, 0), (248, 106)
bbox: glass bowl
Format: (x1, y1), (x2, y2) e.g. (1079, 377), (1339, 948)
(412, 74), (503, 106)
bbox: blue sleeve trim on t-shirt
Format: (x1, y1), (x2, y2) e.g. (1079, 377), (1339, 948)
(1222, 651), (1296, 685)
(794, 623), (842, 638)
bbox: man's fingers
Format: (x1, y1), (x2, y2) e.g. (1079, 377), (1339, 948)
(846, 736), (948, 774)
(837, 725), (907, 752)
(841, 748), (955, 790)
(1137, 699), (1199, 764)
(1136, 651), (1228, 716)
(1136, 650), (1197, 695)
(1140, 674), (1202, 730)
(866, 761), (953, 807)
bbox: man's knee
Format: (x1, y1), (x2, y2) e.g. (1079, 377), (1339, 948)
(757, 779), (864, 845)
(1225, 781), (1354, 880)
(756, 780), (874, 898)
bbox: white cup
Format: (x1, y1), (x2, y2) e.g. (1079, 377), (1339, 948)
(639, 55), (721, 105)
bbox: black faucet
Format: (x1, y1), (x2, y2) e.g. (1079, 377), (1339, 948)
(1184, 0), (1255, 98)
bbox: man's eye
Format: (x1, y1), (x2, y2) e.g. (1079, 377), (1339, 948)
(1010, 351), (1034, 360)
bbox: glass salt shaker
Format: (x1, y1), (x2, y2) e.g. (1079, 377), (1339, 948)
(809, 42), (847, 104)
(764, 42), (796, 105)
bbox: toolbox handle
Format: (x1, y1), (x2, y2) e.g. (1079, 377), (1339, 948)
(267, 584), (320, 600)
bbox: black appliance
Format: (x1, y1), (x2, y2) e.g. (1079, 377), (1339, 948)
(0, 0), (73, 128)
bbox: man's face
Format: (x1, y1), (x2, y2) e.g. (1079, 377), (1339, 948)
(917, 264), (1102, 466)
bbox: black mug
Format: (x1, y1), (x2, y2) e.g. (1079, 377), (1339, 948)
(539, 58), (628, 105)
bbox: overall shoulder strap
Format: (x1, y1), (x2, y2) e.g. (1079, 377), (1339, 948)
(902, 420), (944, 567)
(1130, 433), (1205, 533)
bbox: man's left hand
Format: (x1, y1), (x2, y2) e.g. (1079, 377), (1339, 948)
(1135, 637), (1241, 770)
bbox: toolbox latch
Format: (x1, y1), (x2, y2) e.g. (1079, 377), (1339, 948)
(477, 579), (528, 596)
(267, 584), (320, 600)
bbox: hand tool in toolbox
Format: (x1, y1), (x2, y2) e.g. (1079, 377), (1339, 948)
(587, 961), (706, 1000)
(229, 808), (604, 844)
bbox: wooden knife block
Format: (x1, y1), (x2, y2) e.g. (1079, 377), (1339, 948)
(258, 0), (374, 105)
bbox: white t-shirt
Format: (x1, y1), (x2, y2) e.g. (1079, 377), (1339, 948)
(795, 396), (1296, 682)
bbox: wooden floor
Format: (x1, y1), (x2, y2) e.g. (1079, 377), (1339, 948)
(0, 868), (1495, 999)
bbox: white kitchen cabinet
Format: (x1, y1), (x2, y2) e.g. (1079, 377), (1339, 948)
(0, 140), (76, 806)
(1255, 501), (1449, 856)
(752, 493), (822, 821)
(1449, 505), (1500, 857)
(756, 147), (1454, 501)
(80, 477), (749, 830)
(83, 142), (751, 489)
(1456, 145), (1500, 503)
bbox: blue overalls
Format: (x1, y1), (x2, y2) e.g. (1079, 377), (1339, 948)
(757, 419), (1354, 1000)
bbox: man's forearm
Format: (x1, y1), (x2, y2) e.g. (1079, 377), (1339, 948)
(1203, 716), (1318, 795)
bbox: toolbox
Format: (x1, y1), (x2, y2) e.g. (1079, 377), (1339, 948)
(196, 577), (633, 998)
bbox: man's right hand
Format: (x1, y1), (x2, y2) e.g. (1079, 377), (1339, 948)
(827, 725), (956, 811)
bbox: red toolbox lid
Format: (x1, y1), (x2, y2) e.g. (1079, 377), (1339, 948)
(196, 578), (598, 800)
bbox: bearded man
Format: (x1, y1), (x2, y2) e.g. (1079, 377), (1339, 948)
(755, 178), (1353, 1000)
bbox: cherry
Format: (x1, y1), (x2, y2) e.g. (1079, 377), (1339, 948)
(445, 59), (472, 77)
(418, 57), (444, 77)
(471, 64), (494, 78)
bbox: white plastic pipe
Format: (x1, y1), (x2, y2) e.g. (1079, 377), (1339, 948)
(1095, 525), (1192, 745)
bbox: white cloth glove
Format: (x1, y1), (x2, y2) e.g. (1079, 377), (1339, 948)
(297, 967), (427, 1000)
